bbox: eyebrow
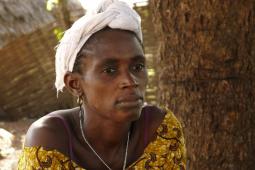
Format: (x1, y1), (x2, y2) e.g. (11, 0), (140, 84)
(98, 55), (146, 66)
(131, 55), (146, 62)
(99, 58), (118, 66)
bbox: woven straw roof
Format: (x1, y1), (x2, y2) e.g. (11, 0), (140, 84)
(0, 0), (85, 48)
(0, 0), (56, 48)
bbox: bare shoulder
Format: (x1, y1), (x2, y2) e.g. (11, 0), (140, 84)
(139, 105), (165, 139)
(142, 105), (183, 129)
(142, 105), (166, 127)
(24, 108), (77, 154)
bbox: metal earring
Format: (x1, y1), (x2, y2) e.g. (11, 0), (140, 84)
(77, 95), (83, 107)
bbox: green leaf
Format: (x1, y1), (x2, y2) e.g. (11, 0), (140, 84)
(46, 0), (59, 11)
(53, 28), (64, 41)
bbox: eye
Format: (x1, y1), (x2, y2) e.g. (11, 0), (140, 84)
(103, 67), (117, 75)
(131, 63), (145, 72)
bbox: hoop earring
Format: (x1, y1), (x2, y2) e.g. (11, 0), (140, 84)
(78, 95), (84, 127)
(77, 95), (83, 108)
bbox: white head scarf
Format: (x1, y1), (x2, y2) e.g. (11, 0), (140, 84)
(55, 0), (142, 95)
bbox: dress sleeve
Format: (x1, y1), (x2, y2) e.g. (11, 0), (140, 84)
(160, 110), (187, 170)
(18, 146), (84, 170)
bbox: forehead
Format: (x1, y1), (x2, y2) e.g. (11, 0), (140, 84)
(81, 28), (143, 59)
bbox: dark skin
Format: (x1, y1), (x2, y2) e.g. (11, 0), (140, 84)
(25, 29), (165, 169)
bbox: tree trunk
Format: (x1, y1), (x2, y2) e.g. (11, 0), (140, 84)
(150, 0), (255, 169)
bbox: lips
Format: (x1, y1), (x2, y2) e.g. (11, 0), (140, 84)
(116, 94), (143, 108)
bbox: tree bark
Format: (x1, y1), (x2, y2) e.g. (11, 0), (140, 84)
(151, 0), (255, 169)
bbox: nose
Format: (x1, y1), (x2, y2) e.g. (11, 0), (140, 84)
(119, 71), (139, 89)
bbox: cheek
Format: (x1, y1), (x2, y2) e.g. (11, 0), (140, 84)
(84, 81), (116, 107)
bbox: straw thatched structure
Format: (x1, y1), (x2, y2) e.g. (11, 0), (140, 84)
(0, 0), (84, 119)
(0, 0), (53, 48)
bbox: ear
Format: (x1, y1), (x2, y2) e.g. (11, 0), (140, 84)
(64, 72), (83, 97)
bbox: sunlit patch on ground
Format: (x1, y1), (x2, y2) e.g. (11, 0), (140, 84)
(0, 119), (35, 170)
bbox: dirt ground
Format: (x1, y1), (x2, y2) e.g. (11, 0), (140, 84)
(0, 118), (35, 170)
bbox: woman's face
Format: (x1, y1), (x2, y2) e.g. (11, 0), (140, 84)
(79, 29), (148, 123)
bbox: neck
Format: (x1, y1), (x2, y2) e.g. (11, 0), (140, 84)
(81, 106), (132, 152)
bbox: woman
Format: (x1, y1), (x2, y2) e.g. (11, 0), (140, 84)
(18, 0), (186, 169)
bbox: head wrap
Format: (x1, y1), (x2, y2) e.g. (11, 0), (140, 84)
(55, 0), (142, 95)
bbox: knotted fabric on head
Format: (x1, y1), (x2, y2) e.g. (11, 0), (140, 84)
(55, 0), (142, 95)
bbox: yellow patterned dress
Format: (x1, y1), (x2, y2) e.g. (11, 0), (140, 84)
(18, 110), (186, 170)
